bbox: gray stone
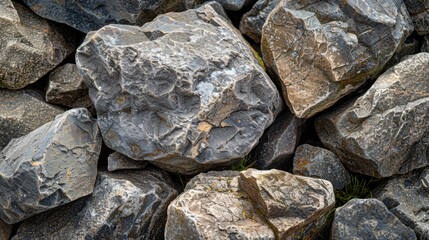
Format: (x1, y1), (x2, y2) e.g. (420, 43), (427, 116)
(385, 36), (421, 69)
(22, 0), (198, 33)
(403, 0), (429, 35)
(206, 0), (255, 11)
(261, 0), (413, 118)
(13, 169), (178, 240)
(0, 108), (101, 224)
(76, 2), (282, 175)
(0, 89), (64, 150)
(0, 219), (11, 240)
(46, 64), (92, 109)
(293, 144), (350, 190)
(0, 0), (75, 89)
(107, 152), (147, 172)
(240, 0), (279, 43)
(252, 111), (304, 169)
(423, 35), (429, 52)
(331, 198), (417, 240)
(373, 168), (429, 239)
(315, 53), (429, 178)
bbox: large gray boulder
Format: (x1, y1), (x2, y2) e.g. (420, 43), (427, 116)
(22, 0), (198, 33)
(331, 198), (417, 240)
(13, 169), (178, 240)
(0, 89), (64, 150)
(76, 2), (282, 175)
(262, 0), (413, 118)
(107, 152), (147, 172)
(0, 0), (75, 89)
(315, 53), (429, 178)
(403, 0), (429, 35)
(240, 0), (279, 43)
(0, 219), (11, 240)
(0, 108), (101, 224)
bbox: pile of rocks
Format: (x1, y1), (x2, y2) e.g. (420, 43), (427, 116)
(1, 0), (428, 239)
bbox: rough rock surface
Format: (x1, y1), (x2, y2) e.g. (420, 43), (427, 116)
(0, 219), (11, 240)
(252, 111), (304, 169)
(403, 0), (429, 35)
(207, 0), (255, 11)
(0, 108), (101, 224)
(315, 53), (429, 178)
(261, 0), (413, 118)
(13, 169), (178, 240)
(0, 0), (75, 89)
(423, 35), (429, 52)
(373, 168), (429, 239)
(331, 198), (417, 240)
(293, 144), (350, 190)
(0, 89), (64, 150)
(108, 152), (147, 172)
(76, 2), (282, 174)
(240, 0), (279, 43)
(166, 169), (334, 239)
(46, 64), (92, 109)
(23, 0), (198, 33)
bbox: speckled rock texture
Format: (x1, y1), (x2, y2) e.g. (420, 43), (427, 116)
(46, 64), (92, 109)
(315, 53), (429, 178)
(166, 169), (334, 239)
(403, 0), (429, 35)
(22, 0), (198, 33)
(240, 0), (279, 43)
(0, 89), (64, 150)
(207, 0), (255, 11)
(261, 0), (413, 118)
(293, 144), (350, 190)
(76, 2), (282, 175)
(0, 219), (11, 240)
(331, 198), (417, 240)
(252, 111), (304, 169)
(13, 169), (178, 240)
(0, 0), (75, 89)
(108, 152), (147, 172)
(0, 108), (101, 224)
(373, 168), (429, 239)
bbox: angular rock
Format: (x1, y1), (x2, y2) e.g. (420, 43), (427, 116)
(373, 168), (429, 239)
(0, 108), (101, 224)
(293, 144), (350, 190)
(46, 64), (92, 109)
(0, 89), (64, 150)
(13, 169), (178, 240)
(76, 2), (282, 174)
(403, 0), (429, 35)
(331, 198), (417, 240)
(0, 219), (11, 240)
(23, 0), (198, 33)
(262, 0), (413, 118)
(108, 152), (147, 172)
(0, 0), (75, 89)
(315, 53), (429, 178)
(240, 0), (279, 43)
(252, 111), (304, 169)
(207, 0), (255, 11)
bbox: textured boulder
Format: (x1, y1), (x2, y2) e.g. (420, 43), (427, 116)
(0, 89), (64, 150)
(293, 144), (350, 190)
(166, 169), (334, 239)
(46, 64), (92, 109)
(108, 152), (147, 172)
(207, 0), (255, 11)
(0, 219), (11, 240)
(252, 111), (304, 169)
(262, 0), (413, 118)
(13, 169), (178, 240)
(0, 108), (101, 224)
(315, 53), (429, 178)
(23, 0), (198, 33)
(240, 0), (279, 43)
(373, 168), (429, 239)
(76, 2), (282, 174)
(0, 0), (75, 89)
(403, 0), (429, 35)
(331, 198), (417, 240)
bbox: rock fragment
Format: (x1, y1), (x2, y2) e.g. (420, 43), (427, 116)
(240, 0), (279, 43)
(107, 152), (147, 172)
(403, 0), (429, 35)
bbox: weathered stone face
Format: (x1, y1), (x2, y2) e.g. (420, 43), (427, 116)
(240, 0), (279, 43)
(107, 152), (147, 172)
(0, 0), (75, 89)
(0, 108), (101, 224)
(403, 0), (429, 35)
(315, 53), (429, 178)
(261, 0), (413, 118)
(76, 2), (282, 174)
(13, 169), (178, 240)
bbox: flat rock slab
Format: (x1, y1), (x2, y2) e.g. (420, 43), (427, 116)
(0, 0), (75, 89)
(404, 0), (429, 35)
(107, 152), (147, 172)
(0, 108), (101, 224)
(261, 0), (413, 118)
(331, 198), (416, 240)
(76, 2), (282, 174)
(166, 169), (334, 239)
(23, 0), (198, 33)
(315, 53), (429, 178)
(240, 0), (279, 43)
(13, 169), (178, 240)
